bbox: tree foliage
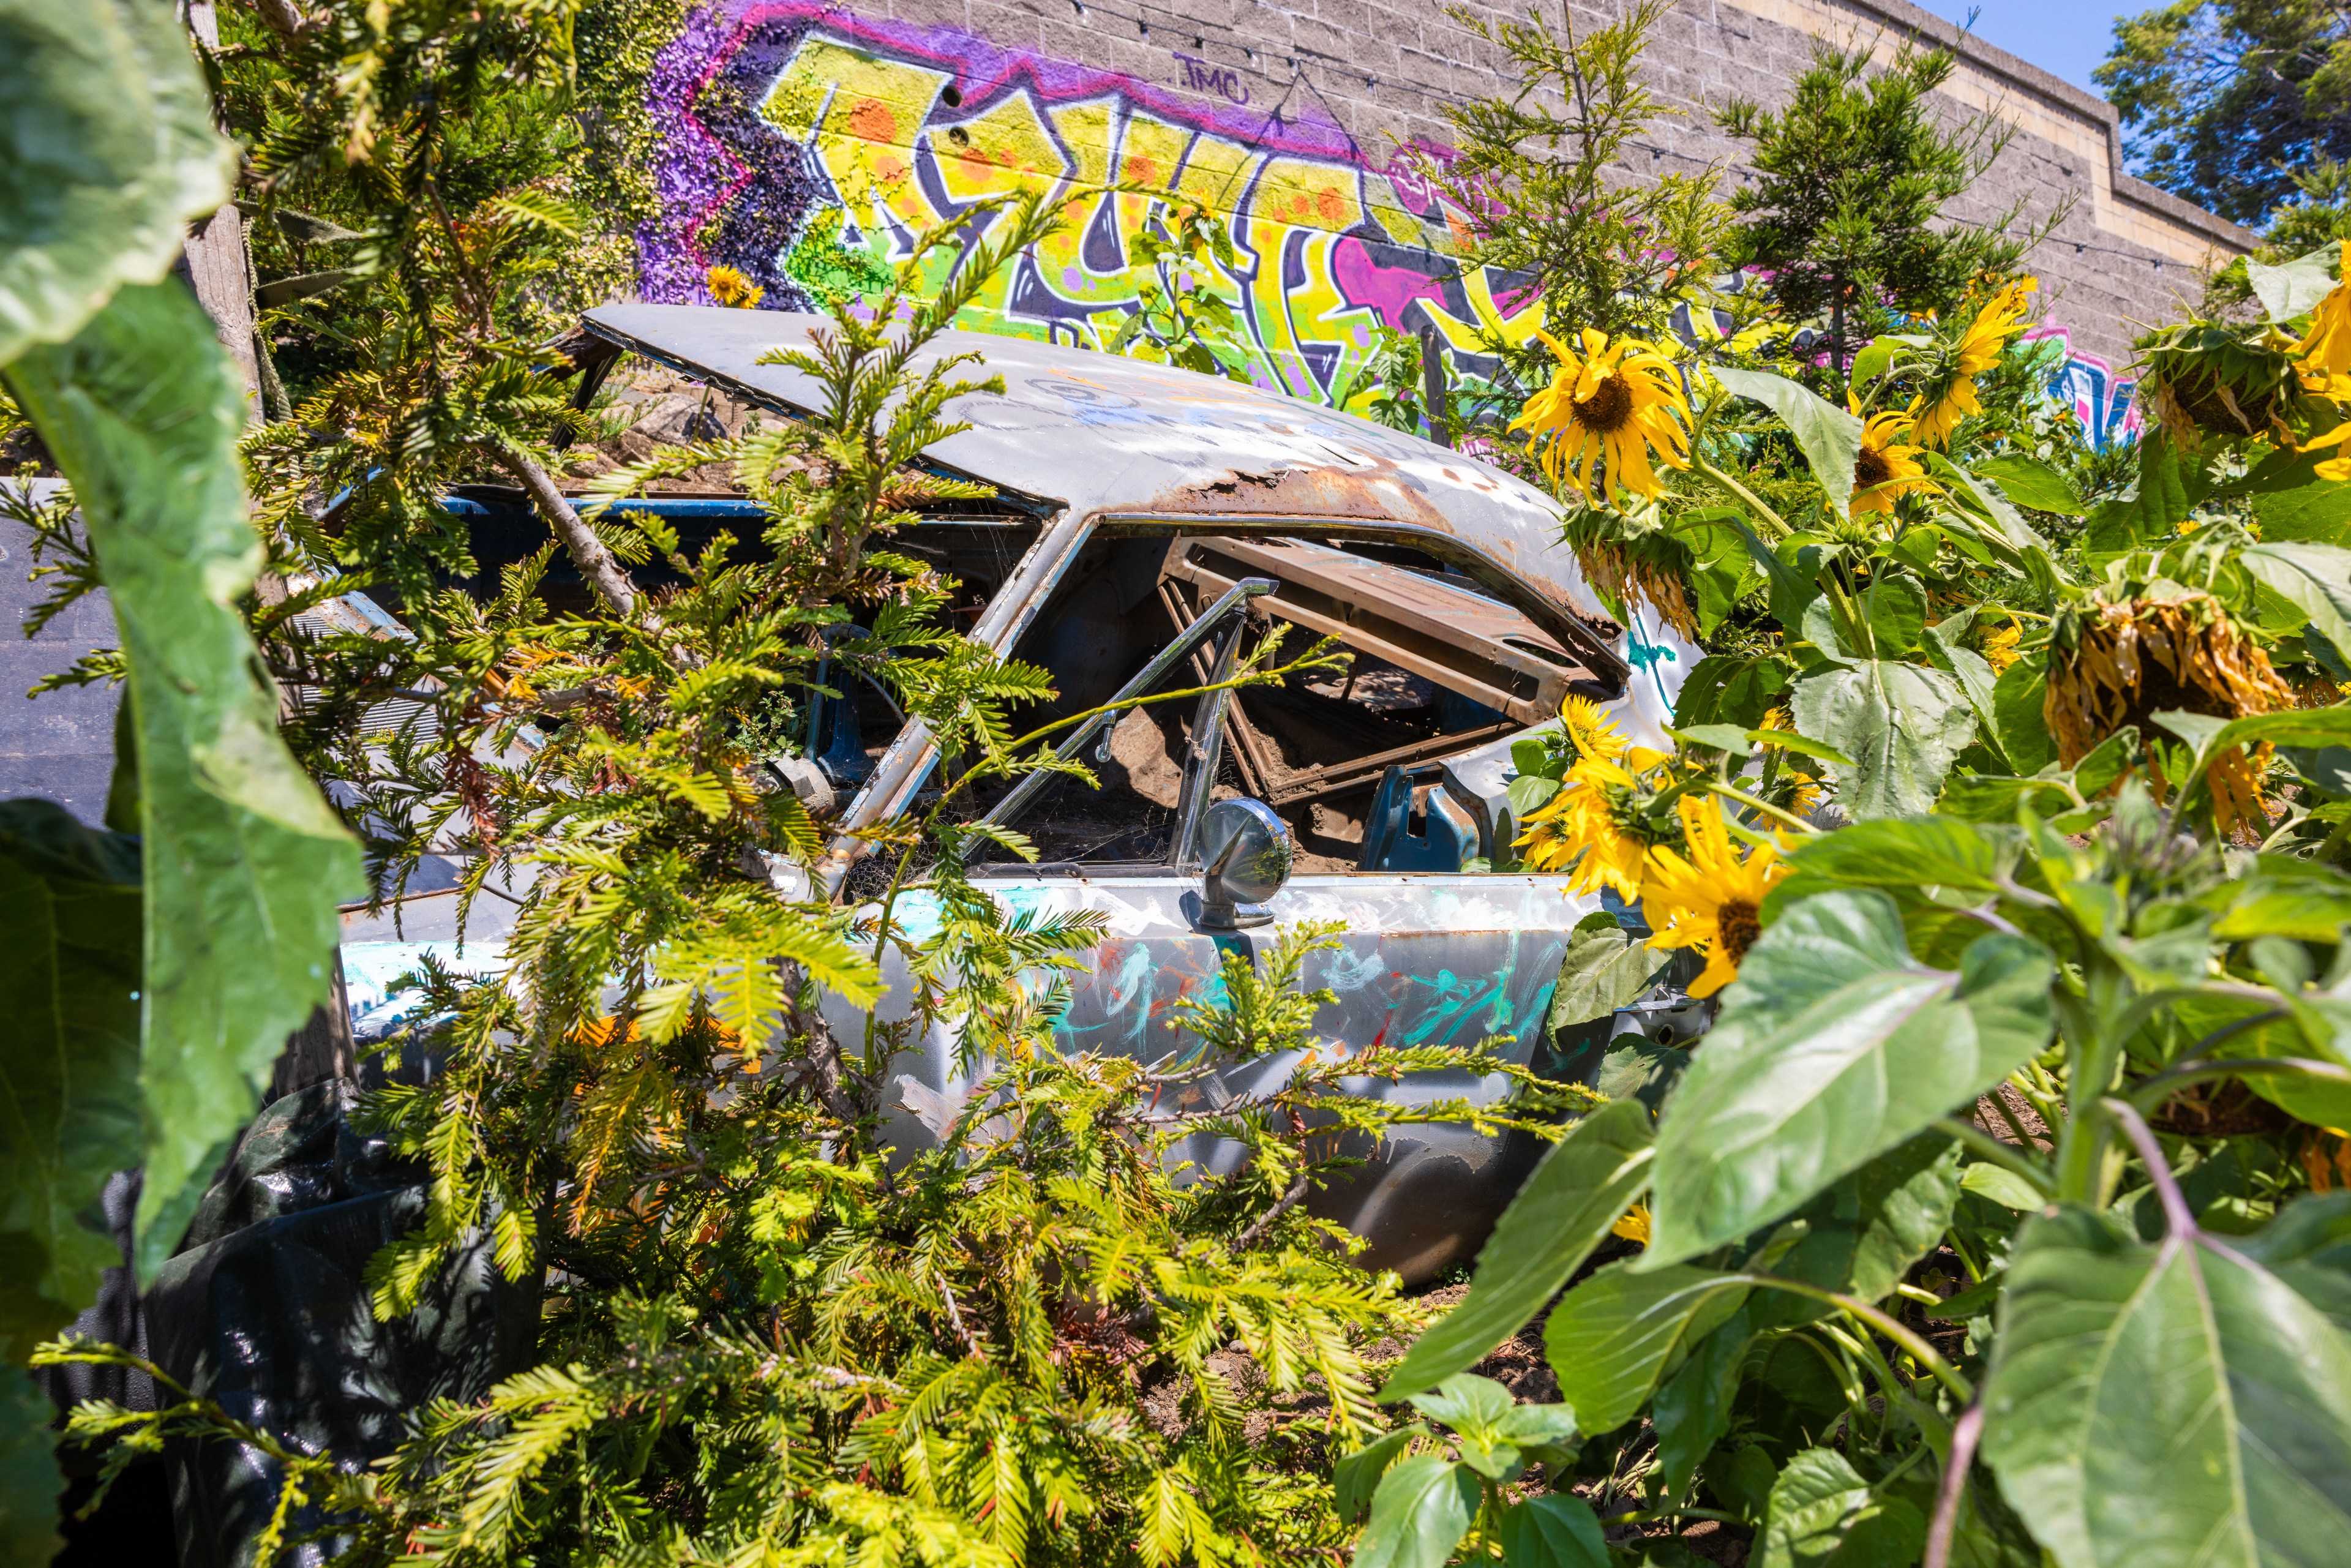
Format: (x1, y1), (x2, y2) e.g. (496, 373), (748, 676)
(1403, 0), (1730, 369)
(2100, 0), (2351, 228)
(1719, 42), (2036, 377)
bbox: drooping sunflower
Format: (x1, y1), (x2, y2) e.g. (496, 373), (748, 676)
(707, 264), (765, 309)
(1849, 404), (1937, 516)
(2043, 591), (2292, 767)
(2044, 591), (2293, 838)
(1510, 328), (1692, 503)
(1515, 756), (1652, 899)
(1908, 277), (2037, 449)
(1640, 796), (1787, 999)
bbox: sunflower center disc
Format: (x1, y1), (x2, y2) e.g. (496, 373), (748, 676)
(1854, 445), (1894, 488)
(1572, 372), (1635, 433)
(1718, 899), (1762, 964)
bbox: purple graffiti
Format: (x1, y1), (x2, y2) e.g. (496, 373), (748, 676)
(1172, 51), (1248, 105)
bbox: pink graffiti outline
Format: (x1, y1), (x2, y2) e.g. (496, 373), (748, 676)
(648, 0), (1408, 294)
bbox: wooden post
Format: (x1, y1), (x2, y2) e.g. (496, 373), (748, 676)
(178, 0), (261, 417)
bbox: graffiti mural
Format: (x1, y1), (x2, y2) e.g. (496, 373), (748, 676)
(643, 1), (1537, 404)
(640, 1), (2141, 430)
(2028, 326), (2142, 449)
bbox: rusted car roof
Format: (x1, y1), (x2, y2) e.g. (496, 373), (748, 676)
(579, 304), (1624, 684)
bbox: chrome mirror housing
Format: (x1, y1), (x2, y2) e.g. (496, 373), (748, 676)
(1196, 798), (1293, 929)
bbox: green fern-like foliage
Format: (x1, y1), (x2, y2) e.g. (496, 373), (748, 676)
(39, 178), (1592, 1563)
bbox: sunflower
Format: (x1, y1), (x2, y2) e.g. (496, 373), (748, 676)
(2301, 414), (2351, 482)
(1640, 796), (1787, 998)
(2043, 592), (2292, 767)
(1559, 694), (1631, 763)
(1850, 403), (1937, 516)
(1979, 620), (2022, 673)
(707, 264), (765, 309)
(1909, 277), (2037, 449)
(1510, 328), (1691, 503)
(1610, 1204), (1652, 1245)
(2045, 592), (2292, 838)
(2296, 240), (2351, 392)
(1515, 756), (1652, 898)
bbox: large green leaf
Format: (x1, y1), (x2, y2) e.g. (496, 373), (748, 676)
(1761, 1137), (1963, 1313)
(1545, 928), (1671, 1033)
(1381, 1098), (1654, 1398)
(1641, 892), (2055, 1269)
(2242, 542), (2351, 660)
(1921, 620), (2006, 770)
(0, 1370), (59, 1568)
(1499, 1494), (1608, 1568)
(1541, 1261), (1748, 1434)
(4, 283), (362, 1279)
(1335, 1425), (1424, 1524)
(1651, 1307), (1751, 1495)
(1791, 659), (1973, 819)
(0, 798), (142, 1363)
(1775, 816), (2011, 902)
(1714, 366), (1864, 519)
(2238, 1195), (2351, 1334)
(1674, 653), (1790, 730)
(2248, 246), (2341, 324)
(2252, 460), (2351, 546)
(1973, 454), (2084, 517)
(0, 801), (142, 1568)
(1760, 1447), (1927, 1568)
(1982, 1205), (2351, 1568)
(0, 0), (236, 362)
(2086, 437), (2194, 555)
(1353, 1455), (1479, 1568)
(1986, 659), (2055, 778)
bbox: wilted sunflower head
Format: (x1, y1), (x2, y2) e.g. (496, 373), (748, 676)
(1848, 403), (1937, 516)
(1510, 328), (1692, 504)
(2043, 591), (2292, 767)
(1561, 506), (1702, 639)
(2139, 321), (2300, 450)
(707, 264), (765, 309)
(1908, 277), (2037, 449)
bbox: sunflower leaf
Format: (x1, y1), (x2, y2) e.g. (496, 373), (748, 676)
(2248, 245), (2342, 325)
(0, 0), (237, 361)
(1638, 891), (2055, 1269)
(1379, 1098), (1655, 1398)
(4, 283), (364, 1280)
(1791, 658), (1974, 819)
(1981, 1203), (2351, 1568)
(1973, 453), (2085, 516)
(1712, 366), (1865, 519)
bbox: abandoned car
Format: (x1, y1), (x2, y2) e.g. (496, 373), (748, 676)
(437, 304), (1695, 1281)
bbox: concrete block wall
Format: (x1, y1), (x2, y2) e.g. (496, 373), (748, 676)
(639, 0), (2260, 440)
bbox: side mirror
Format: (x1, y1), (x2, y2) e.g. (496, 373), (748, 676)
(1196, 798), (1293, 929)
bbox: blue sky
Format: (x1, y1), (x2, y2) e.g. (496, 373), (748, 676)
(1910, 1), (2131, 97)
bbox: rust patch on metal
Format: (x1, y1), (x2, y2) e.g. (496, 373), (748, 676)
(1152, 461), (1456, 531)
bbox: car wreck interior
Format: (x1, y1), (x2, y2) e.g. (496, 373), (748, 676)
(937, 528), (1600, 874)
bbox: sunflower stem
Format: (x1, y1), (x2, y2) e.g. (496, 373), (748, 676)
(1703, 780), (1817, 835)
(1694, 456), (1791, 539)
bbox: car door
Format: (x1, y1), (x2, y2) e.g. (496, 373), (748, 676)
(830, 525), (1605, 1285)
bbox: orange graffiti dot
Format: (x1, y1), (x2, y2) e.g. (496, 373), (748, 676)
(1127, 155), (1161, 186)
(846, 97), (898, 144)
(872, 153), (907, 183)
(1316, 187), (1345, 225)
